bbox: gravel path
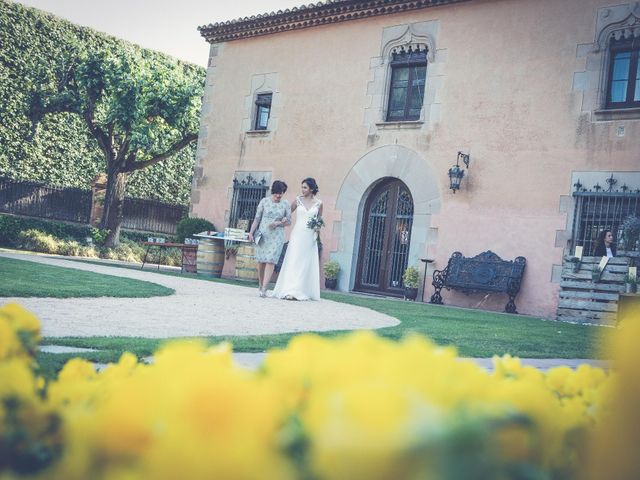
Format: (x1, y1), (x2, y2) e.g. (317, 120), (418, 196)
(1, 251), (398, 338)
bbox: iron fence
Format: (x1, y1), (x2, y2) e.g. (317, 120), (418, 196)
(0, 176), (91, 223)
(0, 176), (187, 235)
(122, 197), (187, 235)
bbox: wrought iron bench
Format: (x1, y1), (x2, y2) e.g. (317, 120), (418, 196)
(430, 251), (527, 314)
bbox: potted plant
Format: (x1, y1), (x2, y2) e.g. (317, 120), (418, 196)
(591, 265), (602, 283)
(568, 256), (581, 273)
(402, 266), (420, 301)
(323, 260), (340, 289)
(624, 274), (638, 294)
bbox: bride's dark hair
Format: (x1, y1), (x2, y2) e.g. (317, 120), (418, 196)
(302, 177), (319, 195)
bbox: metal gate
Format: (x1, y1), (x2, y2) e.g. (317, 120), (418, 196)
(355, 179), (414, 296)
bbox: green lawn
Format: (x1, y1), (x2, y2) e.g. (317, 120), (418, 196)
(41, 290), (608, 361)
(1, 253), (608, 368)
(0, 255), (174, 297)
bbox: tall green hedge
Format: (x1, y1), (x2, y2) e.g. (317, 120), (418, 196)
(0, 1), (205, 204)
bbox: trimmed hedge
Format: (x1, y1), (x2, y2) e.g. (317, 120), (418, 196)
(0, 1), (204, 204)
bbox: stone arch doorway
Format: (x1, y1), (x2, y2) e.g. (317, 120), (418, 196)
(355, 178), (414, 296)
(333, 145), (441, 293)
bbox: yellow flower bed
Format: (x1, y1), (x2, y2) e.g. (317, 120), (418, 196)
(1, 302), (638, 479)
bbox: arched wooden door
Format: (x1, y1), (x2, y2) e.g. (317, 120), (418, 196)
(355, 179), (414, 296)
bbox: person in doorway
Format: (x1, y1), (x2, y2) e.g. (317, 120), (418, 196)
(248, 180), (291, 297)
(271, 177), (322, 300)
(593, 229), (617, 258)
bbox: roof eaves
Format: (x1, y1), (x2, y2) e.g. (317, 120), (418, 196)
(198, 0), (470, 43)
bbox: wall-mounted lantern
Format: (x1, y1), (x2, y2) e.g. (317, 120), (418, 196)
(448, 151), (470, 193)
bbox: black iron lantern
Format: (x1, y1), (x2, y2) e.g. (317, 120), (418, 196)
(448, 152), (470, 193)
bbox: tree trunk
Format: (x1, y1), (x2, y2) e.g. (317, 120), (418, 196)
(102, 168), (128, 248)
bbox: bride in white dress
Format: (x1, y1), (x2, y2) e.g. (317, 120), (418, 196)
(271, 178), (322, 301)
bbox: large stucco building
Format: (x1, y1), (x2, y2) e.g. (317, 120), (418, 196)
(191, 0), (640, 319)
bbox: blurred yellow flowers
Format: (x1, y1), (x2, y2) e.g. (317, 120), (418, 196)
(0, 302), (638, 479)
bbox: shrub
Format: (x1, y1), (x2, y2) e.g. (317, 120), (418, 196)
(323, 260), (340, 279)
(57, 240), (83, 257)
(0, 214), (91, 247)
(402, 265), (420, 288)
(175, 217), (215, 243)
(88, 227), (110, 246)
(18, 229), (60, 254)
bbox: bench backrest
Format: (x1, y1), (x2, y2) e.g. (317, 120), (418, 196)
(446, 251), (526, 293)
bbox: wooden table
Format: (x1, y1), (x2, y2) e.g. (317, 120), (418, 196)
(140, 242), (198, 273)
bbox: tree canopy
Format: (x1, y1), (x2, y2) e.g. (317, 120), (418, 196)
(0, 0), (205, 203)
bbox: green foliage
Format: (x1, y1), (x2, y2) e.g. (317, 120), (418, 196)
(402, 266), (420, 288)
(620, 215), (640, 250)
(18, 229), (62, 254)
(175, 217), (215, 243)
(0, 214), (92, 247)
(0, 1), (204, 204)
(89, 227), (110, 246)
(323, 260), (340, 279)
(625, 273), (638, 286)
(0, 214), (180, 265)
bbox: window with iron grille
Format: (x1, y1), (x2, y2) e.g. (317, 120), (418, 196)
(386, 45), (427, 122)
(606, 37), (640, 109)
(254, 93), (272, 130)
(571, 189), (640, 255)
(229, 174), (269, 230)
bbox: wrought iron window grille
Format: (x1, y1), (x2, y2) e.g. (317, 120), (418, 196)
(229, 174), (269, 230)
(570, 173), (640, 255)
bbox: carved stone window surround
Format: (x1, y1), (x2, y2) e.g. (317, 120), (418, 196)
(241, 73), (280, 139)
(364, 20), (442, 138)
(574, 3), (640, 121)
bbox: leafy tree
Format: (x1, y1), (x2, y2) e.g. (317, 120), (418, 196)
(29, 46), (203, 246)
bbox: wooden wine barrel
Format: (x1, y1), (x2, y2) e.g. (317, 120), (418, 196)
(235, 243), (258, 281)
(196, 238), (224, 277)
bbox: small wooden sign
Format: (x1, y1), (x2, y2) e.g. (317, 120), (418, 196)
(629, 266), (637, 280)
(598, 256), (609, 272)
(574, 246), (583, 260)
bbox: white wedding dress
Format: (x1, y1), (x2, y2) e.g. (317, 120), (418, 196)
(271, 196), (321, 300)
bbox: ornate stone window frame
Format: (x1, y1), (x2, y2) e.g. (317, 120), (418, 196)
(574, 3), (640, 121)
(364, 20), (442, 135)
(242, 73), (280, 137)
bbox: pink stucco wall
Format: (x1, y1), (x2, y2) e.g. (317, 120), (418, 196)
(193, 0), (640, 317)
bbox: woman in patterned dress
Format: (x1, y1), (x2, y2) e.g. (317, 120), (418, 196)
(248, 180), (291, 297)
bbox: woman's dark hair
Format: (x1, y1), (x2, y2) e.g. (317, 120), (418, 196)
(271, 180), (288, 194)
(595, 229), (612, 249)
(302, 177), (319, 195)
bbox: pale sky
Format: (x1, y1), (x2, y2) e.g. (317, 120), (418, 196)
(13, 0), (306, 67)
